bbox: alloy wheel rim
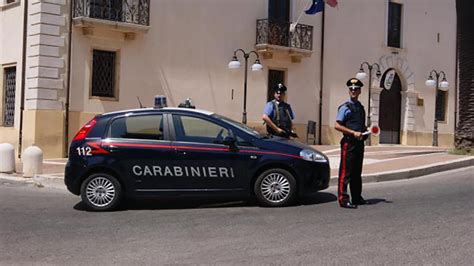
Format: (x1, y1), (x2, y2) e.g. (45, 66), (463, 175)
(261, 173), (290, 203)
(86, 177), (116, 207)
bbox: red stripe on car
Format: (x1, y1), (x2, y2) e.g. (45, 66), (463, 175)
(96, 142), (300, 159)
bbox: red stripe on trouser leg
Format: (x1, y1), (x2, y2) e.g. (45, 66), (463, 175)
(338, 142), (348, 204)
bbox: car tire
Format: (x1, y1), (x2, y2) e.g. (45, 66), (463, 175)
(80, 173), (122, 211)
(254, 168), (296, 207)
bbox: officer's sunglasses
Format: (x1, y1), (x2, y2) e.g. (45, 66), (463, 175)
(349, 87), (361, 92)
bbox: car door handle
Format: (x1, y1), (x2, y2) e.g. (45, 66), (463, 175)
(176, 150), (187, 155)
(103, 144), (119, 153)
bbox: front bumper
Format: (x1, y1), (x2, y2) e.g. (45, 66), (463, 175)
(297, 161), (330, 196)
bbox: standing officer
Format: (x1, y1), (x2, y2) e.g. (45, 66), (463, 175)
(262, 83), (297, 138)
(335, 78), (369, 209)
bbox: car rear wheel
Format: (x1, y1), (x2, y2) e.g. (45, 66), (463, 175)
(254, 168), (296, 207)
(80, 173), (122, 211)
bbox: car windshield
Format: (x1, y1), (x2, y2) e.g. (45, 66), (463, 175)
(213, 114), (264, 138)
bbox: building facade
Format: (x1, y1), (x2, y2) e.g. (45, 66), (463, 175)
(0, 0), (458, 158)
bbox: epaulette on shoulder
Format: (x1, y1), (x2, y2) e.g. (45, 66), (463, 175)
(338, 101), (356, 113)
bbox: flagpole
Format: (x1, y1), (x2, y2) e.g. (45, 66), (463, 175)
(291, 0), (313, 32)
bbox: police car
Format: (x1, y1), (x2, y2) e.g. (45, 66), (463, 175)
(65, 101), (330, 211)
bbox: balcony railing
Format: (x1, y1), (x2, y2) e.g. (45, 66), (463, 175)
(73, 0), (150, 26)
(256, 19), (313, 51)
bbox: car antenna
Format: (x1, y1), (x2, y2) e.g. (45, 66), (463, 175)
(137, 97), (144, 108)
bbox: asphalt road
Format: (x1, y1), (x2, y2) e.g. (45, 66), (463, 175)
(1, 166), (473, 265)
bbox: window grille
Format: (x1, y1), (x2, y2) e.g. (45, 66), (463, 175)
(73, 0), (150, 26)
(92, 49), (116, 98)
(3, 67), (16, 127)
(256, 19), (313, 51)
(387, 2), (402, 48)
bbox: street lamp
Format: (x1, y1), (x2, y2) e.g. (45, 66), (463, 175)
(228, 49), (263, 124)
(355, 62), (382, 145)
(425, 70), (449, 146)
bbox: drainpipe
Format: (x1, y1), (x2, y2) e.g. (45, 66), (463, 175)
(454, 13), (459, 144)
(64, 1), (74, 157)
(18, 0), (28, 158)
(317, 8), (325, 145)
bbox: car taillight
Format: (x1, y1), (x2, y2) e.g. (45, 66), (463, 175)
(73, 118), (97, 141)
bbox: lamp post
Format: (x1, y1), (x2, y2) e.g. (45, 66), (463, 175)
(425, 70), (449, 146)
(355, 62), (382, 145)
(228, 49), (263, 124)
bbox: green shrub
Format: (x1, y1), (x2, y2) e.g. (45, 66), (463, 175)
(449, 148), (474, 156)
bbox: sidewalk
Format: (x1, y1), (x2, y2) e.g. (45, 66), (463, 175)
(315, 145), (474, 186)
(1, 145), (472, 190)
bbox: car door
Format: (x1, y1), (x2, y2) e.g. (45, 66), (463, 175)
(101, 112), (177, 191)
(170, 114), (244, 193)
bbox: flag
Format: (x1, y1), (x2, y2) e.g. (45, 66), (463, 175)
(326, 0), (338, 8)
(304, 0), (324, 15)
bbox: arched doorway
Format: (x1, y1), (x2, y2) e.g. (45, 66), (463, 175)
(379, 69), (402, 144)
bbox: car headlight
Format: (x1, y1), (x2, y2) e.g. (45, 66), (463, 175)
(299, 149), (328, 163)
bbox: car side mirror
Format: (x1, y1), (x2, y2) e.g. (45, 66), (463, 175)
(223, 136), (236, 146)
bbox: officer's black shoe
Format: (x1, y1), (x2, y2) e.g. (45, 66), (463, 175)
(340, 202), (357, 209)
(353, 197), (369, 205)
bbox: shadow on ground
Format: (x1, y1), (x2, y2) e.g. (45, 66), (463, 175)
(73, 192), (338, 212)
(300, 192), (338, 205)
(300, 195), (392, 206)
(366, 198), (393, 205)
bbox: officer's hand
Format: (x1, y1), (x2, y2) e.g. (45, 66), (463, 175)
(290, 130), (298, 138)
(277, 128), (285, 135)
(353, 131), (363, 140)
(278, 129), (289, 138)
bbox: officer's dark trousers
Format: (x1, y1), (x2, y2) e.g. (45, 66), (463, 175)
(338, 138), (365, 205)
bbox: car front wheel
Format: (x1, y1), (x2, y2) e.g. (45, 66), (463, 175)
(80, 173), (122, 211)
(254, 168), (296, 207)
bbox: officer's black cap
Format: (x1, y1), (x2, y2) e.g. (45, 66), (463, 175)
(346, 78), (364, 89)
(274, 83), (287, 93)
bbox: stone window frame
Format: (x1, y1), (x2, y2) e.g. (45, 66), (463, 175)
(0, 63), (17, 127)
(0, 0), (20, 10)
(89, 47), (120, 102)
(386, 0), (404, 49)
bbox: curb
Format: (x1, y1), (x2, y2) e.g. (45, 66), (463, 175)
(0, 173), (65, 190)
(329, 157), (474, 186)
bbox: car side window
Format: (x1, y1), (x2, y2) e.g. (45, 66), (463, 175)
(236, 136), (253, 147)
(173, 115), (230, 144)
(108, 114), (164, 140)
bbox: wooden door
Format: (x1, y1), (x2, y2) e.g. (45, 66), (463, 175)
(379, 71), (402, 144)
(267, 69), (285, 102)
